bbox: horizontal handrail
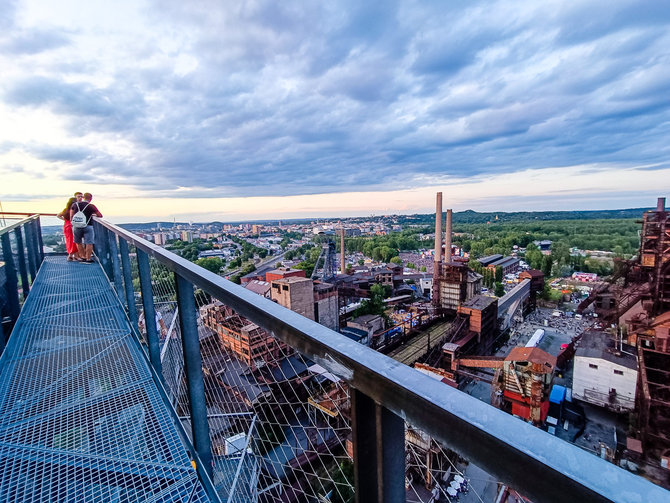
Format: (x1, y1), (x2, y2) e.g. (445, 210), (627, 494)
(0, 212), (57, 217)
(94, 217), (667, 503)
(0, 215), (39, 236)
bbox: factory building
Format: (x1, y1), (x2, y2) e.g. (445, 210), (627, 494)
(572, 331), (637, 412)
(431, 193), (482, 311)
(270, 276), (339, 331)
(271, 277), (315, 320)
(479, 255), (520, 276)
(201, 302), (288, 370)
(265, 267), (306, 283)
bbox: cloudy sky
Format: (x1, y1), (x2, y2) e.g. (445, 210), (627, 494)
(1, 0), (669, 222)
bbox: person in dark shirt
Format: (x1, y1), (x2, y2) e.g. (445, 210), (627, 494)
(69, 192), (102, 263)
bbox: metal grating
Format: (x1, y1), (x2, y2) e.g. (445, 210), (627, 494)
(0, 256), (213, 502)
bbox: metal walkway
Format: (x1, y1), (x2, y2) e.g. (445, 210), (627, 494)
(0, 256), (213, 502)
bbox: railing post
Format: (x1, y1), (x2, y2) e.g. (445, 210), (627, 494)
(175, 273), (213, 480)
(137, 249), (162, 376)
(95, 222), (112, 279)
(34, 216), (44, 263)
(119, 238), (139, 333)
(1, 233), (21, 331)
(351, 389), (405, 503)
(25, 221), (38, 282)
(13, 228), (30, 299)
(107, 232), (125, 304)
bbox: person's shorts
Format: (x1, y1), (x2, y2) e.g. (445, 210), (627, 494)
(73, 226), (95, 245)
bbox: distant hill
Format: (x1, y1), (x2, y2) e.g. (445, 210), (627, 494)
(396, 207), (650, 225)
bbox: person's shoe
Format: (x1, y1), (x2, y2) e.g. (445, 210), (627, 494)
(67, 256), (74, 261)
(84, 259), (95, 263)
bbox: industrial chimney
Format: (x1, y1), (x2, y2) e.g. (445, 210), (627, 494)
(657, 197), (666, 212)
(435, 192), (443, 264)
(340, 228), (346, 274)
(445, 209), (452, 263)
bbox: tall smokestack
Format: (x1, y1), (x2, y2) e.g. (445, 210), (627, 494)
(445, 209), (452, 263)
(340, 228), (345, 274)
(435, 192), (443, 263)
(657, 197), (666, 212)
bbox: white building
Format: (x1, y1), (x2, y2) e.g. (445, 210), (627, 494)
(572, 331), (637, 412)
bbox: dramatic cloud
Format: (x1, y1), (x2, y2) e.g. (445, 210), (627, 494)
(1, 0), (670, 219)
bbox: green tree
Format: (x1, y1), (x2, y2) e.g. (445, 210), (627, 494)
(195, 257), (224, 274)
(390, 256), (402, 264)
(525, 243), (543, 270)
(495, 266), (503, 282)
(354, 283), (387, 318)
(330, 460), (354, 503)
(542, 255), (553, 277)
(495, 282), (505, 297)
(296, 260), (315, 277)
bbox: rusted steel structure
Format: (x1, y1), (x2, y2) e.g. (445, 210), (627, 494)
(639, 197), (670, 315)
(590, 197), (670, 478)
(631, 198), (670, 467)
(444, 347), (556, 426)
(201, 302), (289, 369)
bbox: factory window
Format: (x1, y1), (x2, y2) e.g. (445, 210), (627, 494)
(614, 369), (624, 375)
(589, 364), (598, 369)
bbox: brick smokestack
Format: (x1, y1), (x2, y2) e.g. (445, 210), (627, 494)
(340, 228), (346, 273)
(434, 192), (443, 264)
(657, 197), (666, 212)
(445, 209), (452, 262)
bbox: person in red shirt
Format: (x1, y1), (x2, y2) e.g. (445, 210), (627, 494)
(57, 192), (82, 261)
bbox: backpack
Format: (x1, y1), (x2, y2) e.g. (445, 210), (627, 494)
(71, 202), (90, 229)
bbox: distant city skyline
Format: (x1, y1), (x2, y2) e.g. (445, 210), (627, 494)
(2, 1), (670, 222)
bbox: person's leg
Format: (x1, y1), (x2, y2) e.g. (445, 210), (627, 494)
(64, 221), (76, 259)
(83, 227), (95, 261)
(73, 227), (85, 260)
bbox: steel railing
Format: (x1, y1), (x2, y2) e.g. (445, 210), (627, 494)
(0, 214), (44, 350)
(88, 216), (669, 503)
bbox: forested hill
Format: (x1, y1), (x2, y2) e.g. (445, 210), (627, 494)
(397, 207), (651, 225)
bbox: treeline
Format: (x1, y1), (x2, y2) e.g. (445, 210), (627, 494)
(453, 219), (639, 258)
(342, 228), (430, 263)
(397, 207), (651, 225)
(166, 238), (214, 261)
(228, 235), (268, 260)
(284, 242), (316, 261)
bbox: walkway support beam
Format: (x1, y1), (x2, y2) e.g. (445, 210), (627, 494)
(119, 238), (139, 334)
(137, 249), (162, 376)
(175, 274), (213, 480)
(13, 227), (30, 300)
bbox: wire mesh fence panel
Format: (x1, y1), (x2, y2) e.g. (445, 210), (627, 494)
(145, 258), (185, 407)
(404, 422), (481, 503)
(193, 292), (354, 503)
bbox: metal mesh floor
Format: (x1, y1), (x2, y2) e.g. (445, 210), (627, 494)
(0, 256), (213, 502)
